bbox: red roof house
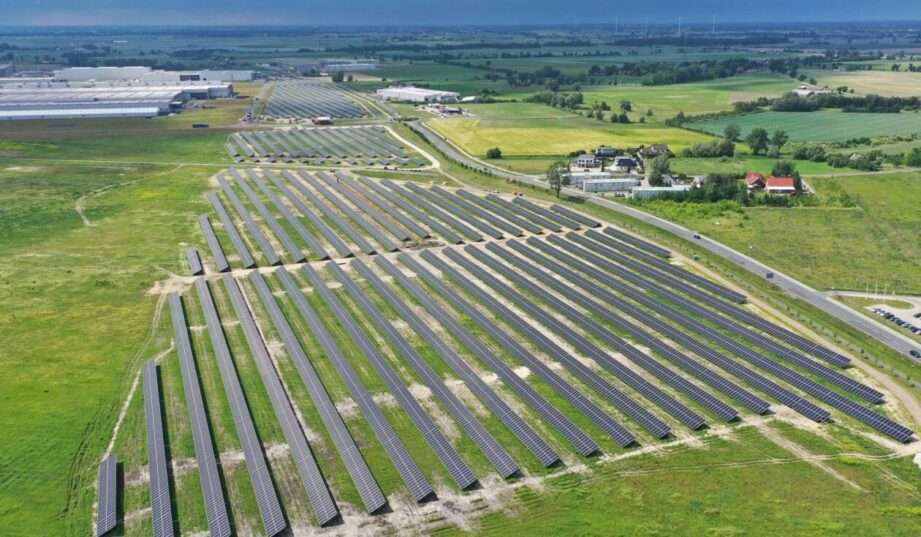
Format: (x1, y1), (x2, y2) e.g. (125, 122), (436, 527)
(765, 176), (796, 194)
(745, 172), (765, 190)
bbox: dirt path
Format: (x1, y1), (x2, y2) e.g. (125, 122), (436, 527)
(75, 164), (185, 227)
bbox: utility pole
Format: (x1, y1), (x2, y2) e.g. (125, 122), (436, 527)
(712, 15), (716, 34)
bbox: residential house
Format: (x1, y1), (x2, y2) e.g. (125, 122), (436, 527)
(613, 156), (638, 172)
(765, 176), (796, 194)
(745, 172), (765, 191)
(595, 145), (617, 158)
(571, 154), (602, 170)
(640, 144), (670, 157)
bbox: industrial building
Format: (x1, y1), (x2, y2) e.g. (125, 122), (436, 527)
(631, 185), (693, 199)
(0, 83), (234, 121)
(583, 178), (641, 193)
(376, 86), (460, 103)
(274, 58), (378, 74)
(53, 66), (255, 83)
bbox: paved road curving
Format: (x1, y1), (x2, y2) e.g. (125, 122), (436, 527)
(410, 121), (921, 363)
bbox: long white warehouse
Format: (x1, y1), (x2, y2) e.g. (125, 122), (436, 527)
(375, 86), (459, 103)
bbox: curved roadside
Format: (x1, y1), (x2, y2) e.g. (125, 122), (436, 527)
(410, 121), (921, 362)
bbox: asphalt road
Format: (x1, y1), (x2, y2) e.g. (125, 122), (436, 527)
(411, 121), (921, 363)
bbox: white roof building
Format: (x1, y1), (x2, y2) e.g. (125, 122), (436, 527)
(376, 86), (460, 103)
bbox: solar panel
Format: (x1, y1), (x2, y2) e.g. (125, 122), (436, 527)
(582, 232), (849, 367)
(352, 259), (519, 477)
(455, 190), (544, 235)
(587, 228), (744, 302)
(570, 233), (881, 403)
(186, 247), (204, 276)
(430, 248), (671, 439)
(531, 236), (834, 421)
(325, 261), (478, 489)
(194, 279), (286, 536)
(229, 168), (306, 263)
(198, 214), (229, 272)
(278, 265), (432, 502)
(549, 204), (600, 228)
(334, 171), (430, 239)
(600, 226), (670, 258)
(316, 172), (411, 241)
(247, 270), (387, 513)
(430, 186), (524, 237)
(357, 175), (462, 244)
(382, 180), (483, 242)
(221, 276), (339, 526)
(552, 236), (914, 442)
(483, 194), (562, 232)
(96, 455), (117, 536)
(506, 239), (769, 416)
(405, 183), (504, 240)
(372, 255), (559, 465)
(245, 169), (329, 260)
(143, 361), (174, 537)
(168, 293), (232, 537)
(471, 244), (715, 428)
(217, 174), (281, 265)
(397, 254), (630, 452)
(281, 170), (376, 255)
(262, 169), (353, 258)
(376, 255), (573, 462)
(207, 191), (256, 269)
(511, 197), (581, 229)
(299, 171), (399, 252)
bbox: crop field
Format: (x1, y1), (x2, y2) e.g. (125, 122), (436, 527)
(800, 69), (921, 97)
(689, 110), (921, 143)
(631, 172), (921, 294)
(669, 155), (841, 176)
(428, 115), (712, 157)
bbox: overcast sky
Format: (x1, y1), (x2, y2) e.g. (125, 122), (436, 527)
(2, 0), (920, 26)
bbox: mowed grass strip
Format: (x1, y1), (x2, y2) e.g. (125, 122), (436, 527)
(690, 110), (921, 143)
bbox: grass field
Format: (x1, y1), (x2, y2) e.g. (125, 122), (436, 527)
(669, 155), (841, 176)
(800, 69), (921, 97)
(630, 172), (921, 294)
(690, 110), (921, 143)
(427, 115), (712, 158)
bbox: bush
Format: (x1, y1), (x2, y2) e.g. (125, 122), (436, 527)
(486, 147), (502, 159)
(791, 144), (827, 162)
(683, 139), (735, 158)
(904, 147), (921, 166)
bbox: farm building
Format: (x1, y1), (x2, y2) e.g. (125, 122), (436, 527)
(792, 84), (831, 97)
(746, 172), (766, 190)
(376, 86), (460, 103)
(584, 178), (642, 193)
(765, 176), (796, 194)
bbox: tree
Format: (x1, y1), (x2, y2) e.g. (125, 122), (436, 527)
(330, 70), (345, 83)
(547, 160), (570, 198)
(770, 129), (789, 150)
(723, 124), (742, 142)
(620, 99), (632, 112)
(746, 128), (770, 155)
(594, 109), (605, 121)
(904, 147), (921, 166)
(486, 147), (502, 159)
(648, 154), (671, 186)
(771, 160), (803, 192)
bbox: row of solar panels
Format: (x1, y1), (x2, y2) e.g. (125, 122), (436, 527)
(194, 171), (598, 274)
(263, 81), (365, 119)
(226, 126), (424, 167)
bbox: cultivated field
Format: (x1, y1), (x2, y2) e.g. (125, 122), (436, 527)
(801, 69), (921, 97)
(690, 110), (921, 143)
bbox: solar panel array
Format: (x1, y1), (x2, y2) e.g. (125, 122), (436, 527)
(168, 293), (232, 537)
(263, 80), (366, 119)
(96, 455), (117, 537)
(194, 278), (286, 536)
(142, 361), (174, 537)
(129, 176), (917, 534)
(186, 246), (203, 276)
(227, 125), (425, 167)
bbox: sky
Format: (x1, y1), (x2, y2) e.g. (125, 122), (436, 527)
(2, 0), (920, 27)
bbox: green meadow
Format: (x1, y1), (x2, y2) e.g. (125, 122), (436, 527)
(690, 110), (921, 143)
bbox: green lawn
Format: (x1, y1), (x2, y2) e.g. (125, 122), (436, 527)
(689, 110), (921, 143)
(630, 172), (921, 293)
(670, 155), (841, 176)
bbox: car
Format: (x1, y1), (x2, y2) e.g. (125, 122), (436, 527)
(914, 312), (921, 318)
(693, 233), (701, 239)
(910, 350), (921, 359)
